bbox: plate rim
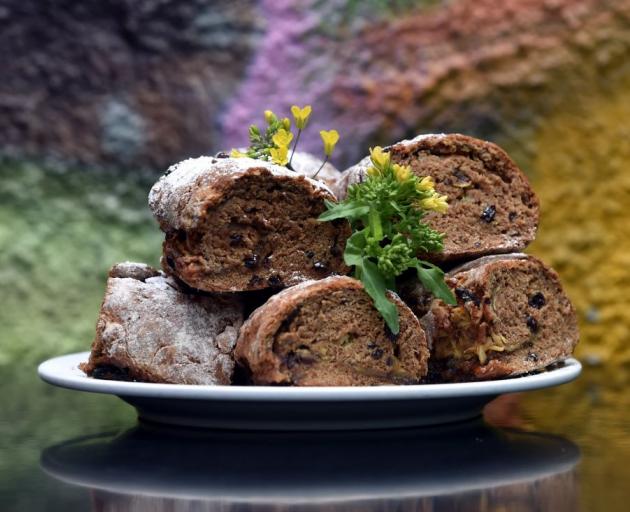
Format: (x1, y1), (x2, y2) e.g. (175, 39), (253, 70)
(38, 351), (582, 401)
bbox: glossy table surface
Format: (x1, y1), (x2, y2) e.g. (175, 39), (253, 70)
(1, 362), (628, 511)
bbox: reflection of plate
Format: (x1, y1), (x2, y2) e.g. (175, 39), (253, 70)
(41, 422), (580, 507)
(38, 352), (581, 430)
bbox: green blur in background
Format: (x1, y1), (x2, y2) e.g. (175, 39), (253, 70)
(0, 162), (161, 366)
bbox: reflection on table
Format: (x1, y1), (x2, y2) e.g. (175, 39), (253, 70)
(41, 419), (580, 511)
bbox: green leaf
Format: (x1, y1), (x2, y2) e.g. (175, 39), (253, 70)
(361, 258), (400, 334)
(343, 231), (367, 267)
(318, 202), (369, 222)
(389, 200), (403, 214)
(415, 262), (457, 305)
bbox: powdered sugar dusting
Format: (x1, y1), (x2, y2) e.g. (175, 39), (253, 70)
(88, 265), (244, 385)
(335, 155), (371, 200)
(448, 253), (529, 277)
(108, 261), (161, 281)
(395, 133), (447, 147)
(149, 156), (334, 230)
(290, 151), (341, 193)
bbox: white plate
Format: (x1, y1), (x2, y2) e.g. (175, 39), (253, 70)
(38, 351), (581, 430)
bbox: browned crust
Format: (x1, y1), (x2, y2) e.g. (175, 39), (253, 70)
(235, 276), (429, 386)
(289, 151), (342, 191)
(107, 261), (161, 281)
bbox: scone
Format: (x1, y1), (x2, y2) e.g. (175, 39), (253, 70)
(336, 134), (539, 262)
(235, 276), (430, 386)
(422, 254), (578, 381)
(289, 150), (342, 191)
(80, 262), (244, 385)
(149, 156), (350, 292)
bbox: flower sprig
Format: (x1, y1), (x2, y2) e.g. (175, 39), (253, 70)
(319, 147), (456, 333)
(288, 105), (310, 167)
(315, 130), (340, 178)
(231, 106), (339, 177)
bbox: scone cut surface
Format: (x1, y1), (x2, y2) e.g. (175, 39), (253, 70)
(236, 276), (430, 386)
(423, 254), (578, 381)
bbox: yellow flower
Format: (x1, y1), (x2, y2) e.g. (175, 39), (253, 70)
(264, 110), (276, 123)
(392, 163), (412, 182)
(367, 166), (382, 177)
(270, 145), (289, 166)
(291, 105), (312, 130)
(419, 194), (449, 213)
(231, 148), (247, 158)
(416, 176), (435, 192)
(369, 146), (390, 171)
(320, 129), (339, 157)
(282, 117), (291, 130)
(272, 128), (294, 148)
(432, 194), (449, 213)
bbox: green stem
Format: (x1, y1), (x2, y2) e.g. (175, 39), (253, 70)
(369, 208), (383, 240)
(289, 129), (302, 167)
(312, 155), (329, 179)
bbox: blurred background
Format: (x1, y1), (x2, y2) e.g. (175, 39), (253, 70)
(2, 0), (630, 509)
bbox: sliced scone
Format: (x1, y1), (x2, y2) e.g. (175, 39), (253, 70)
(149, 156), (350, 292)
(289, 150), (342, 191)
(336, 134), (539, 262)
(422, 254), (578, 381)
(235, 276), (430, 386)
(80, 262), (244, 385)
(228, 150), (342, 192)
